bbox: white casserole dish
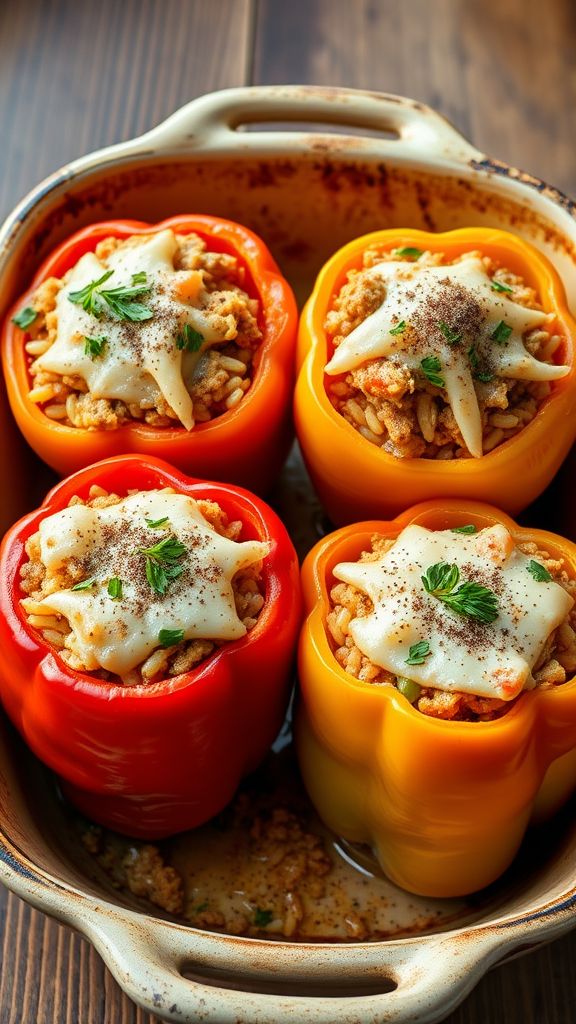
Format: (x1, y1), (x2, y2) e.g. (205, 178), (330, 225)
(0, 85), (576, 1024)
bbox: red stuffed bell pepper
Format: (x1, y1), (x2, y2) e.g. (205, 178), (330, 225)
(0, 455), (301, 837)
(2, 215), (297, 493)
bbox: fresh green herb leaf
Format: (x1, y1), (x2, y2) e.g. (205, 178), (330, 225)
(420, 355), (445, 387)
(193, 901), (209, 914)
(12, 306), (38, 329)
(158, 628), (185, 648)
(389, 320), (407, 336)
(175, 324), (204, 352)
(84, 334), (107, 358)
(253, 908), (274, 928)
(451, 524), (477, 534)
(490, 320), (512, 345)
(71, 576), (98, 591)
(439, 321), (462, 346)
(393, 247), (423, 260)
(422, 561), (499, 623)
(107, 577), (123, 600)
(422, 562), (461, 598)
(467, 344), (494, 382)
(145, 516), (170, 529)
(396, 676), (422, 703)
(467, 344), (479, 370)
(526, 560), (553, 582)
(139, 535), (187, 595)
(491, 280), (513, 294)
(68, 270), (114, 316)
(68, 270), (153, 322)
(405, 641), (431, 666)
(140, 536), (187, 562)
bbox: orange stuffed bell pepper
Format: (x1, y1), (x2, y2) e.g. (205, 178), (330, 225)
(0, 454), (301, 838)
(296, 499), (576, 897)
(295, 227), (576, 525)
(2, 215), (297, 493)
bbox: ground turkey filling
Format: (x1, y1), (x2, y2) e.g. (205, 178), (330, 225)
(24, 232), (262, 429)
(19, 486), (265, 686)
(325, 248), (565, 459)
(327, 534), (576, 721)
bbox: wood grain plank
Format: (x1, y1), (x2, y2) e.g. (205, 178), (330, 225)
(253, 0), (576, 196)
(0, 0), (254, 221)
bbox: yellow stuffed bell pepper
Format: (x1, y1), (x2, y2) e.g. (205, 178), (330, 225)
(295, 228), (576, 525)
(296, 499), (576, 897)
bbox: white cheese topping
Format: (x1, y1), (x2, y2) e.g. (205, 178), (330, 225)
(333, 524), (573, 700)
(34, 230), (232, 429)
(31, 490), (269, 677)
(325, 256), (569, 457)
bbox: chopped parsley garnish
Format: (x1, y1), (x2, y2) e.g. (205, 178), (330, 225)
(193, 901), (209, 914)
(253, 908), (274, 927)
(71, 576), (98, 591)
(107, 577), (123, 600)
(12, 306), (38, 329)
(405, 641), (432, 666)
(84, 334), (107, 358)
(438, 321), (462, 346)
(158, 627), (185, 648)
(389, 320), (406, 336)
(468, 345), (479, 370)
(420, 355), (445, 387)
(490, 320), (512, 345)
(467, 345), (494, 382)
(422, 561), (499, 623)
(146, 516), (170, 529)
(526, 560), (553, 582)
(138, 535), (187, 595)
(175, 324), (204, 352)
(68, 270), (153, 322)
(393, 247), (423, 260)
(451, 524), (477, 534)
(491, 280), (513, 294)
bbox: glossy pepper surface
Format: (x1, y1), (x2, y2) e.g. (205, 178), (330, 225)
(296, 499), (576, 897)
(295, 228), (576, 525)
(0, 455), (301, 838)
(2, 215), (297, 493)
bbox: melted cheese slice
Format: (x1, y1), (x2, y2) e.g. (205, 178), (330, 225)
(34, 230), (232, 429)
(325, 257), (569, 457)
(32, 490), (269, 678)
(333, 524), (573, 700)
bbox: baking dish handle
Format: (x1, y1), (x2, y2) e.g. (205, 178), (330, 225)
(84, 915), (506, 1024)
(137, 85), (481, 165)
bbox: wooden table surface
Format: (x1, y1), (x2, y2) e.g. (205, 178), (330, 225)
(1, 1), (575, 1021)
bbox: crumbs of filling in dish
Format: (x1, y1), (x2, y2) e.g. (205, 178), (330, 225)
(24, 232), (261, 428)
(19, 485), (264, 686)
(325, 248), (564, 459)
(326, 534), (576, 721)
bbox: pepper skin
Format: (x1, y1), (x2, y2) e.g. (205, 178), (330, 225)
(2, 216), (298, 493)
(295, 228), (576, 525)
(0, 455), (301, 838)
(296, 500), (576, 897)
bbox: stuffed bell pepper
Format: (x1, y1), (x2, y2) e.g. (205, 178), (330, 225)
(295, 227), (576, 524)
(296, 500), (576, 897)
(0, 455), (301, 837)
(2, 215), (297, 492)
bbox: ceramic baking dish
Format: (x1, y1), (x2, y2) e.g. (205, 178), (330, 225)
(1, 85), (576, 1024)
